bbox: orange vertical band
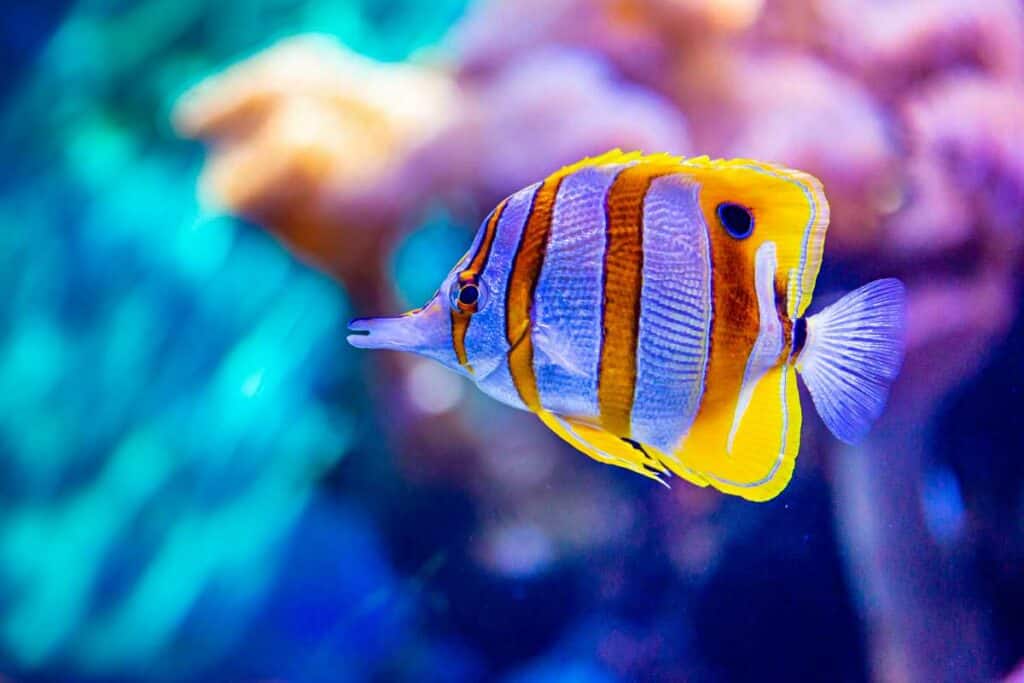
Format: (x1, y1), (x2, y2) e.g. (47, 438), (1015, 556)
(451, 198), (508, 373)
(597, 166), (659, 436)
(506, 180), (562, 410)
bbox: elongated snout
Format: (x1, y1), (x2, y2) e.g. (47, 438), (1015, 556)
(346, 295), (449, 354)
(347, 314), (420, 350)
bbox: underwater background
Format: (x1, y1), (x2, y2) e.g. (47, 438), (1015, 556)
(2, 0), (1024, 681)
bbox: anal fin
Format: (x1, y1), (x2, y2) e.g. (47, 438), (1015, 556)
(679, 365), (801, 502)
(537, 411), (709, 488)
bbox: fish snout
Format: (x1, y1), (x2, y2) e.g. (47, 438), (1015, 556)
(346, 294), (450, 353)
(347, 315), (420, 350)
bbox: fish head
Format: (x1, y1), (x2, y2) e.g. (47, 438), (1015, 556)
(346, 245), (507, 380)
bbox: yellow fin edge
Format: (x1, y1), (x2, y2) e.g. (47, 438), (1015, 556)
(552, 150), (829, 318)
(537, 410), (710, 488)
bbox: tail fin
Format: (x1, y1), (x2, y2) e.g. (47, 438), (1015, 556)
(795, 279), (906, 443)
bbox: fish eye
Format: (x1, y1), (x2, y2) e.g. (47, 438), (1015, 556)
(459, 284), (479, 306)
(449, 275), (485, 314)
(717, 202), (753, 239)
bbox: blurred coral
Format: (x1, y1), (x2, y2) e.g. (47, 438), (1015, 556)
(897, 75), (1024, 252)
(815, 0), (1024, 96)
(451, 0), (764, 84)
(424, 47), (691, 203)
(174, 34), (461, 303)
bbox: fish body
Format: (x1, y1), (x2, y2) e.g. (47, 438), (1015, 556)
(349, 151), (906, 501)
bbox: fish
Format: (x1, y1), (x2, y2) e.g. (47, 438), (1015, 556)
(347, 150), (906, 501)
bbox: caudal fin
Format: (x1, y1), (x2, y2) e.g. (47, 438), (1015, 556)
(795, 279), (906, 443)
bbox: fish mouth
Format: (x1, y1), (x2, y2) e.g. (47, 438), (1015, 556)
(346, 316), (418, 350)
(345, 318), (373, 348)
(347, 319), (372, 334)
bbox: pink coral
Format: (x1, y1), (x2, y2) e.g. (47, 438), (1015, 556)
(896, 75), (1024, 252)
(425, 48), (691, 204)
(817, 0), (1024, 97)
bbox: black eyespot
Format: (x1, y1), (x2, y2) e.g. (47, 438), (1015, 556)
(717, 202), (753, 239)
(458, 284), (479, 306)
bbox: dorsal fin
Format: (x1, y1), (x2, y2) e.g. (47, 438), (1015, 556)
(549, 150), (830, 318)
(549, 149), (685, 178)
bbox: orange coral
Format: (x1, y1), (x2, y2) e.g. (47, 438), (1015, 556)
(174, 34), (460, 301)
